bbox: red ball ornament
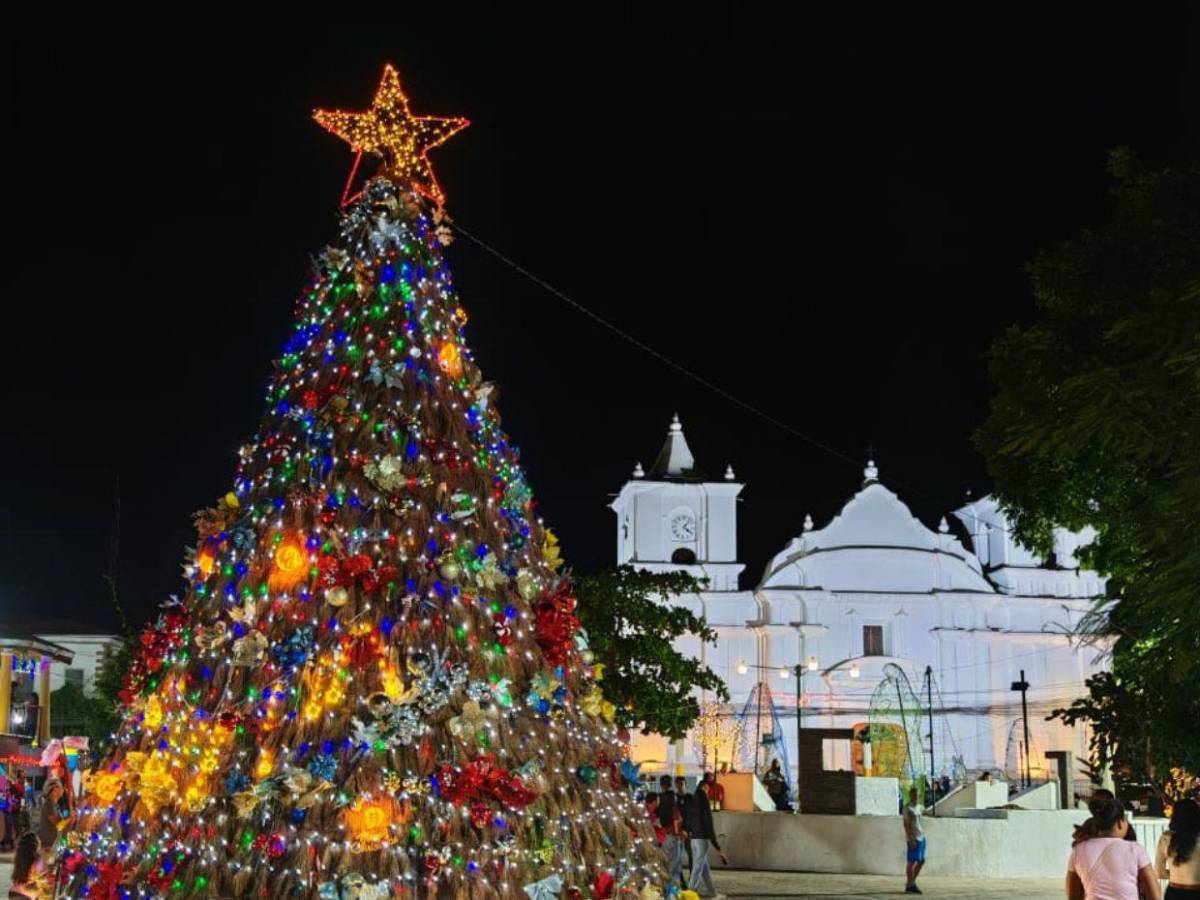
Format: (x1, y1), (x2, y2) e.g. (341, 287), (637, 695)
(267, 833), (287, 859)
(469, 802), (490, 829)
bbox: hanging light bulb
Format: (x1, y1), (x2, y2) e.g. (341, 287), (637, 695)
(779, 667), (791, 679)
(736, 661), (748, 676)
(849, 662), (861, 679)
(807, 655), (819, 672)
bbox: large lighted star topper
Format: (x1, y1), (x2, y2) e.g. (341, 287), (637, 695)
(314, 65), (469, 206)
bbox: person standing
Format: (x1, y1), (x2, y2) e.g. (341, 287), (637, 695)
(676, 776), (695, 877)
(657, 774), (686, 889)
(644, 792), (664, 847)
(762, 759), (791, 811)
(37, 760), (73, 865)
(9, 831), (50, 898)
(684, 779), (727, 899)
(704, 771), (726, 811)
(1067, 797), (1160, 900)
(0, 768), (10, 852)
(903, 786), (927, 893)
(1156, 798), (1199, 900)
(23, 693), (39, 739)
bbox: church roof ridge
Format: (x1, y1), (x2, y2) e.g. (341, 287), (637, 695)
(755, 470), (996, 592)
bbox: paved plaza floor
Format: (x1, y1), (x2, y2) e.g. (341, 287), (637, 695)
(0, 859), (1061, 898)
(711, 870), (1061, 899)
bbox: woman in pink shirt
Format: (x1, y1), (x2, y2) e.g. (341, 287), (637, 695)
(1067, 797), (1161, 900)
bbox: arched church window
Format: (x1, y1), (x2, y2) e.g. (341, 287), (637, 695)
(671, 547), (697, 565)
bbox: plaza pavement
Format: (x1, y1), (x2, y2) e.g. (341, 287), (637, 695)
(0, 859), (1061, 899)
(712, 870), (1061, 899)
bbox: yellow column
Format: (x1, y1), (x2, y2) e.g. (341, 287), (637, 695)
(0, 652), (11, 735)
(38, 656), (52, 745)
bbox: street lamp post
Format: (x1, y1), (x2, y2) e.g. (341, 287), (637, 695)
(793, 664), (802, 806)
(794, 655), (819, 807)
(737, 657), (819, 806)
(754, 678), (764, 776)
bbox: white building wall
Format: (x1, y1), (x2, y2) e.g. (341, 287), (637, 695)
(612, 423), (1107, 788)
(617, 475), (1106, 787)
(37, 634), (123, 695)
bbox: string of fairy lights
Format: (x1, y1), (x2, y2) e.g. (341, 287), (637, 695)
(58, 67), (666, 900)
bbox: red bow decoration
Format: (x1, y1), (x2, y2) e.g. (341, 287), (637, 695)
(534, 579), (580, 667)
(62, 851), (88, 876)
(90, 862), (128, 900)
(120, 607), (190, 703)
(343, 629), (385, 669)
(593, 871), (615, 899)
(434, 755), (537, 809)
(143, 869), (174, 893)
(317, 552), (399, 596)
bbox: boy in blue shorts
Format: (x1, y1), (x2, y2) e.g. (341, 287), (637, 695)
(903, 786), (926, 893)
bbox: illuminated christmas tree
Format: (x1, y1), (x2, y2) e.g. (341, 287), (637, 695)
(62, 66), (663, 900)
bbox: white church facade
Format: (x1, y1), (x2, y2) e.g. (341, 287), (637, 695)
(612, 416), (1108, 792)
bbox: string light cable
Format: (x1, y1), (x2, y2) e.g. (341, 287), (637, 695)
(446, 218), (928, 497)
(447, 214), (1118, 582)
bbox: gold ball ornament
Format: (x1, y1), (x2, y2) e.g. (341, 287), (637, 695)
(438, 556), (461, 582)
(326, 586), (350, 607)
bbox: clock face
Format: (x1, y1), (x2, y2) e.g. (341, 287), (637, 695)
(670, 513), (696, 542)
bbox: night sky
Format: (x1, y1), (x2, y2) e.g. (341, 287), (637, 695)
(5, 10), (1197, 632)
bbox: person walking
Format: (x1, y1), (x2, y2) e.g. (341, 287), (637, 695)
(676, 776), (695, 877)
(684, 779), (727, 899)
(1067, 797), (1160, 900)
(1156, 798), (1199, 900)
(656, 775), (687, 889)
(903, 786), (927, 893)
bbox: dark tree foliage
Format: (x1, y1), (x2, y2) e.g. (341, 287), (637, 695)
(976, 149), (1200, 796)
(575, 566), (728, 740)
(49, 639), (133, 752)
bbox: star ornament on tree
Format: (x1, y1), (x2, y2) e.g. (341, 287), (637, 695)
(314, 64), (468, 206)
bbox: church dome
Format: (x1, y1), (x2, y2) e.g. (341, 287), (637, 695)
(759, 472), (994, 594)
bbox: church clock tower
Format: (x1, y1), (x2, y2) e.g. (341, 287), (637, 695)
(610, 414), (744, 591)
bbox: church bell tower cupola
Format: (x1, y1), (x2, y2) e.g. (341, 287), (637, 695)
(610, 414), (745, 591)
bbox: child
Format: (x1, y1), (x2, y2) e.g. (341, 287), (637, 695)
(903, 786), (926, 894)
(9, 831), (49, 899)
(644, 792), (667, 846)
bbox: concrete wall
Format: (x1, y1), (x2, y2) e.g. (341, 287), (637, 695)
(933, 780), (1010, 816)
(711, 809), (1086, 877)
(855, 776), (898, 815)
(1011, 780), (1061, 810)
